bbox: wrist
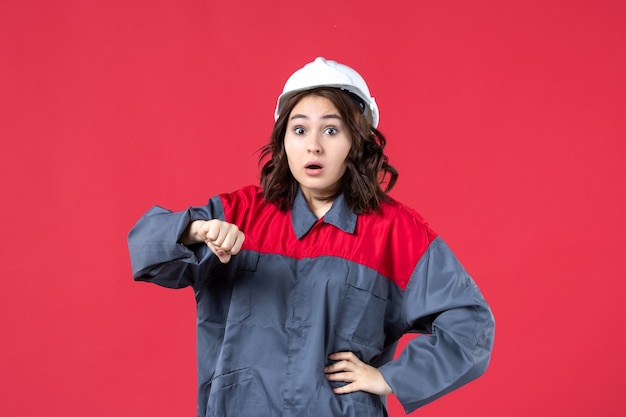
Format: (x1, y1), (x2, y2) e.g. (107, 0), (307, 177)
(181, 220), (205, 245)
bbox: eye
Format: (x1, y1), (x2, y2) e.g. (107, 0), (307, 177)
(294, 126), (306, 135)
(324, 127), (338, 135)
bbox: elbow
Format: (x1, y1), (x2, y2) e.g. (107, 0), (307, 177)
(470, 308), (496, 379)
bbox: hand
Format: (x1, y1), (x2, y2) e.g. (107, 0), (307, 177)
(324, 352), (393, 396)
(184, 219), (245, 264)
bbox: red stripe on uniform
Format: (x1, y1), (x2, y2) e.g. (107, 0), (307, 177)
(219, 185), (437, 290)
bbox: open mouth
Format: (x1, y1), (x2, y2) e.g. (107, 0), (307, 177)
(305, 162), (323, 170)
(304, 161), (324, 175)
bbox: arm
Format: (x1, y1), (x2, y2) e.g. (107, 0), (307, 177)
(378, 237), (495, 413)
(127, 196), (244, 289)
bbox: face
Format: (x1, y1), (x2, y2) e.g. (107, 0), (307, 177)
(284, 95), (352, 202)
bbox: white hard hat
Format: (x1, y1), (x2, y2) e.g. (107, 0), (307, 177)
(274, 57), (379, 128)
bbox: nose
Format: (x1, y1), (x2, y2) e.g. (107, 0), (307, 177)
(306, 135), (322, 154)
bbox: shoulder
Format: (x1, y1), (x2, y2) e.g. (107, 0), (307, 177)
(366, 196), (439, 242)
(218, 185), (282, 224)
(216, 185), (267, 212)
(355, 197), (439, 289)
(218, 184), (263, 202)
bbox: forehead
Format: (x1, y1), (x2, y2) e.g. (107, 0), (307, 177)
(289, 95), (341, 118)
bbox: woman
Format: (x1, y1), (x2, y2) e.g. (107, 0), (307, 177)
(128, 57), (495, 417)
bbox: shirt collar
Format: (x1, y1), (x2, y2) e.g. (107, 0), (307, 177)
(291, 189), (357, 239)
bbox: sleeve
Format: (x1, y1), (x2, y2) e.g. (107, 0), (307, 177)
(378, 237), (495, 413)
(127, 195), (226, 289)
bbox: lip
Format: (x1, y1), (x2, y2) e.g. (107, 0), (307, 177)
(304, 160), (324, 176)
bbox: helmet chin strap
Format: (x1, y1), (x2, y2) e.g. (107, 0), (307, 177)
(342, 90), (366, 113)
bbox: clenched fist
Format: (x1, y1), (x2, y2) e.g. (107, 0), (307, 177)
(181, 219), (245, 264)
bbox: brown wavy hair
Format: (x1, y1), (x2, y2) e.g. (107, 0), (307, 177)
(259, 87), (398, 214)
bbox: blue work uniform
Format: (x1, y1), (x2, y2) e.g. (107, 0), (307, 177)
(128, 185), (495, 417)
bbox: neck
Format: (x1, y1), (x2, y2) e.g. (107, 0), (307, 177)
(301, 190), (337, 219)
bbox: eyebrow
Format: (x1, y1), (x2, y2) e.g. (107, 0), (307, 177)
(289, 113), (343, 121)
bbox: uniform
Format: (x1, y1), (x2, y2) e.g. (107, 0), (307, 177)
(128, 185), (495, 417)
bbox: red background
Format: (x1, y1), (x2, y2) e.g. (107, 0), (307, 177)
(1, 1), (625, 416)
